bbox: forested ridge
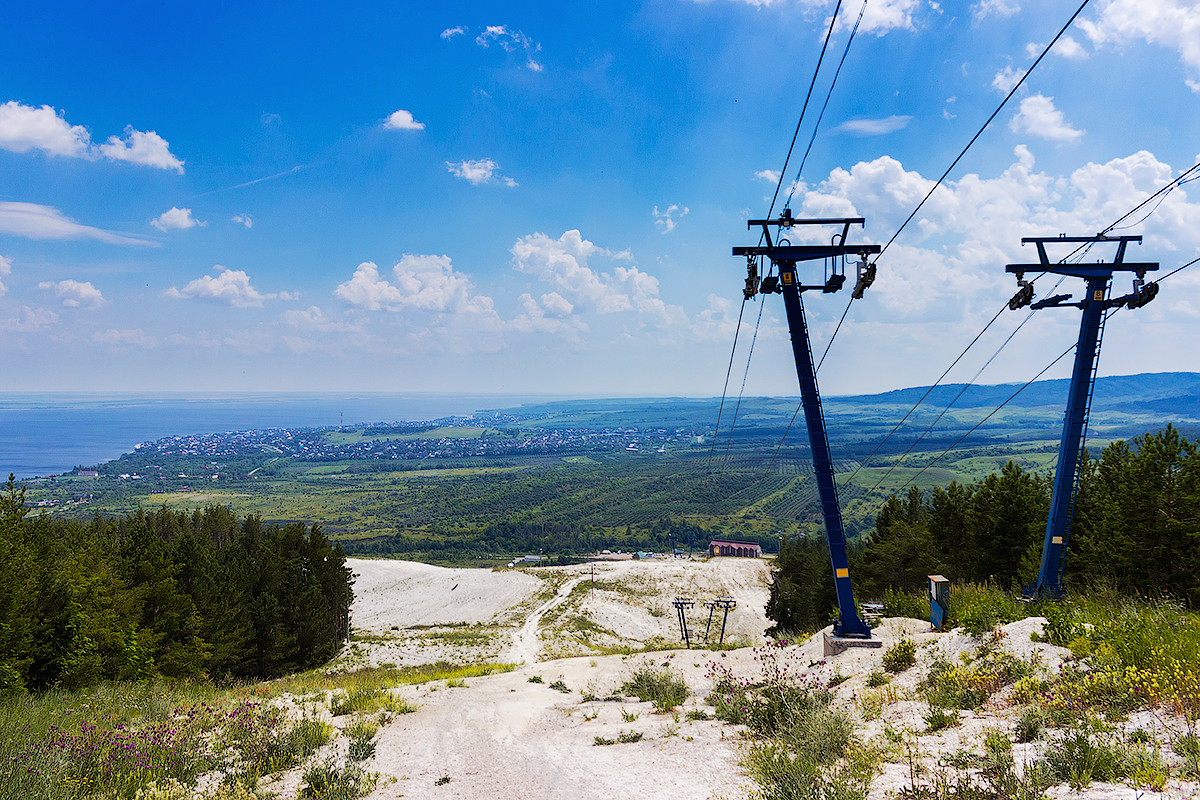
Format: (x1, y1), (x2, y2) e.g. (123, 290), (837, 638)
(0, 490), (353, 695)
(768, 426), (1200, 632)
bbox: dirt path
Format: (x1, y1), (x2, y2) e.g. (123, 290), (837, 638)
(503, 575), (589, 664)
(361, 653), (757, 800)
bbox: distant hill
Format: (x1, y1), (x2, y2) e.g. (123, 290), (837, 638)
(846, 372), (1200, 412)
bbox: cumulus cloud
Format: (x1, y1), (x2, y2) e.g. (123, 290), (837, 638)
(992, 65), (1027, 94)
(37, 279), (106, 308)
(383, 109), (425, 131)
(0, 201), (154, 246)
(333, 255), (488, 314)
(97, 127), (184, 172)
(755, 169), (781, 184)
(785, 146), (1200, 323)
(511, 230), (686, 326)
(92, 328), (155, 348)
(1078, 0), (1200, 90)
(0, 306), (59, 332)
(1009, 94), (1085, 141)
(653, 204), (689, 233)
(509, 292), (588, 336)
(0, 255), (10, 296)
(232, 214), (253, 228)
(0, 101), (91, 157)
(441, 26), (466, 39)
(151, 206), (205, 232)
(835, 115), (912, 135)
(0, 102), (185, 170)
(165, 266), (277, 307)
(474, 24), (544, 70)
(445, 158), (517, 186)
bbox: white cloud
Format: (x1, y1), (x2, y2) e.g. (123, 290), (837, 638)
(688, 0), (918, 34)
(653, 204), (689, 233)
(473, 24), (544, 70)
(1009, 94), (1085, 141)
(37, 279), (106, 308)
(383, 109), (425, 131)
(97, 127), (184, 173)
(509, 292), (588, 336)
(445, 158), (516, 186)
(1078, 0), (1200, 90)
(92, 328), (155, 348)
(755, 169), (781, 183)
(0, 101), (91, 157)
(1054, 35), (1087, 59)
(0, 102), (184, 171)
(0, 306), (59, 332)
(333, 255), (486, 313)
(834, 115), (912, 135)
(0, 255), (10, 296)
(441, 26), (466, 39)
(511, 230), (686, 326)
(785, 147), (1200, 328)
(232, 214), (253, 228)
(165, 266), (275, 307)
(991, 65), (1027, 94)
(973, 0), (1019, 20)
(151, 206), (205, 232)
(0, 201), (154, 246)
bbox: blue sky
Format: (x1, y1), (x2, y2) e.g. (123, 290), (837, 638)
(2, 0), (1198, 397)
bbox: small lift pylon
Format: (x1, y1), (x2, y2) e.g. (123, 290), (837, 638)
(734, 210), (880, 640)
(1006, 235), (1159, 600)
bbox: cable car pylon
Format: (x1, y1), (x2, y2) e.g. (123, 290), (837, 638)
(1006, 235), (1160, 600)
(734, 210), (880, 648)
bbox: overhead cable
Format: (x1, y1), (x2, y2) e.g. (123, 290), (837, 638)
(889, 339), (1079, 496)
(763, 0), (844, 222)
(873, 0), (1094, 265)
(784, 0), (869, 211)
(706, 296), (749, 474)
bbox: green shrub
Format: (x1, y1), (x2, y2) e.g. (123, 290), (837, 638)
(1042, 721), (1130, 789)
(1013, 706), (1045, 743)
(945, 583), (1027, 637)
(865, 669), (890, 688)
(548, 680), (570, 693)
(1175, 734), (1200, 777)
(882, 640), (916, 673)
(527, 675), (543, 683)
(299, 759), (378, 799)
(617, 730), (644, 743)
(685, 709), (712, 721)
(620, 666), (689, 713)
(593, 735), (615, 746)
(345, 718), (379, 763)
(924, 705), (958, 732)
(882, 588), (929, 622)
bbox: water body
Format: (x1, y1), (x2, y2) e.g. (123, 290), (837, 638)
(0, 393), (562, 479)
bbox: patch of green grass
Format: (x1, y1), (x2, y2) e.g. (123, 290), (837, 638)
(945, 583), (1029, 637)
(300, 758), (378, 799)
(620, 666), (689, 713)
(882, 640), (916, 673)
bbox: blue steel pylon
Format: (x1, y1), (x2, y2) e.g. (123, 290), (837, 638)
(1006, 235), (1159, 600)
(734, 211), (880, 638)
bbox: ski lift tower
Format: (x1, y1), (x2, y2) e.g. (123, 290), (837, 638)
(1006, 235), (1159, 600)
(734, 210), (880, 644)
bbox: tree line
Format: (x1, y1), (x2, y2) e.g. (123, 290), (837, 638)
(0, 490), (353, 695)
(767, 426), (1200, 632)
(344, 516), (777, 560)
